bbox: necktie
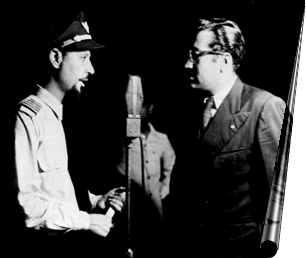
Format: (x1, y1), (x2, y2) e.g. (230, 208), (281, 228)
(202, 97), (214, 131)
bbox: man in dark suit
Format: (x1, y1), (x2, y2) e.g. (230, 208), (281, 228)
(168, 18), (285, 258)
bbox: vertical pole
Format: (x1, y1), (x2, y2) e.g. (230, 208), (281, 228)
(125, 138), (133, 258)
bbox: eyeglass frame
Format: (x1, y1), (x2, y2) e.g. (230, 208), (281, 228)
(188, 48), (223, 63)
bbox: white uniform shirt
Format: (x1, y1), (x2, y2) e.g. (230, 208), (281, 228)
(14, 86), (99, 231)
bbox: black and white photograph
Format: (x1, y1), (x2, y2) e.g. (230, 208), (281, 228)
(3, 1), (305, 257)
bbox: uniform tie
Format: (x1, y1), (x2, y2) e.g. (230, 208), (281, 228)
(202, 96), (214, 130)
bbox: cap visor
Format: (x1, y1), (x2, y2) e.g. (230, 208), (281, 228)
(63, 40), (105, 51)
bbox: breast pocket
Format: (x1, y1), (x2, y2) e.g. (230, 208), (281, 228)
(219, 147), (247, 155)
(146, 149), (161, 177)
(37, 138), (67, 173)
(213, 148), (252, 177)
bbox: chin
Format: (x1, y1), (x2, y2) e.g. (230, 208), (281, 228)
(190, 82), (201, 89)
(69, 86), (83, 98)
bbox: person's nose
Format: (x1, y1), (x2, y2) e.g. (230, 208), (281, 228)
(87, 60), (95, 75)
(185, 58), (193, 69)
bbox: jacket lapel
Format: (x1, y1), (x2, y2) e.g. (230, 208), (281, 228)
(200, 77), (250, 157)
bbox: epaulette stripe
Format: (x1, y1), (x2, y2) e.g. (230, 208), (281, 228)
(22, 103), (39, 114)
(24, 100), (40, 113)
(27, 99), (42, 112)
(22, 99), (42, 114)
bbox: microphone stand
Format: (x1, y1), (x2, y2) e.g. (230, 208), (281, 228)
(124, 116), (141, 258)
(124, 136), (134, 258)
(124, 74), (143, 258)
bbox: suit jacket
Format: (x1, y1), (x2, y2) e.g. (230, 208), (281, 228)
(169, 77), (286, 256)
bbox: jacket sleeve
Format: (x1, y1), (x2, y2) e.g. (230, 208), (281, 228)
(257, 95), (286, 188)
(160, 135), (176, 198)
(14, 112), (90, 231)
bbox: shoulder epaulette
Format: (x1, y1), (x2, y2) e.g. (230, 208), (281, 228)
(20, 97), (43, 116)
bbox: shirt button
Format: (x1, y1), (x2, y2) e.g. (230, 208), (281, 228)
(146, 160), (149, 163)
(147, 176), (151, 179)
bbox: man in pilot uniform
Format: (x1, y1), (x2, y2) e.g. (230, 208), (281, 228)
(13, 11), (125, 257)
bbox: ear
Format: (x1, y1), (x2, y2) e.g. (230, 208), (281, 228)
(49, 48), (63, 69)
(222, 52), (232, 66)
(219, 52), (233, 73)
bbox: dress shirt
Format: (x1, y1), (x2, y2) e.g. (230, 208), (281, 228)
(14, 86), (100, 231)
(207, 75), (238, 117)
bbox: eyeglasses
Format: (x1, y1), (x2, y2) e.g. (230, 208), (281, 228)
(188, 48), (222, 63)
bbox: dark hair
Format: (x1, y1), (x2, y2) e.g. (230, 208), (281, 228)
(197, 18), (245, 71)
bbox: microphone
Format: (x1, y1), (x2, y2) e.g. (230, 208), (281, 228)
(125, 75), (143, 257)
(125, 75), (144, 138)
(105, 75), (143, 219)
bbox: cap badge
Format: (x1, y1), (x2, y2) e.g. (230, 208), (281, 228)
(81, 21), (90, 33)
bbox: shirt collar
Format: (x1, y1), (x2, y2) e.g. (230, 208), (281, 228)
(36, 85), (63, 120)
(141, 122), (157, 140)
(210, 75), (238, 109)
(148, 122), (156, 135)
